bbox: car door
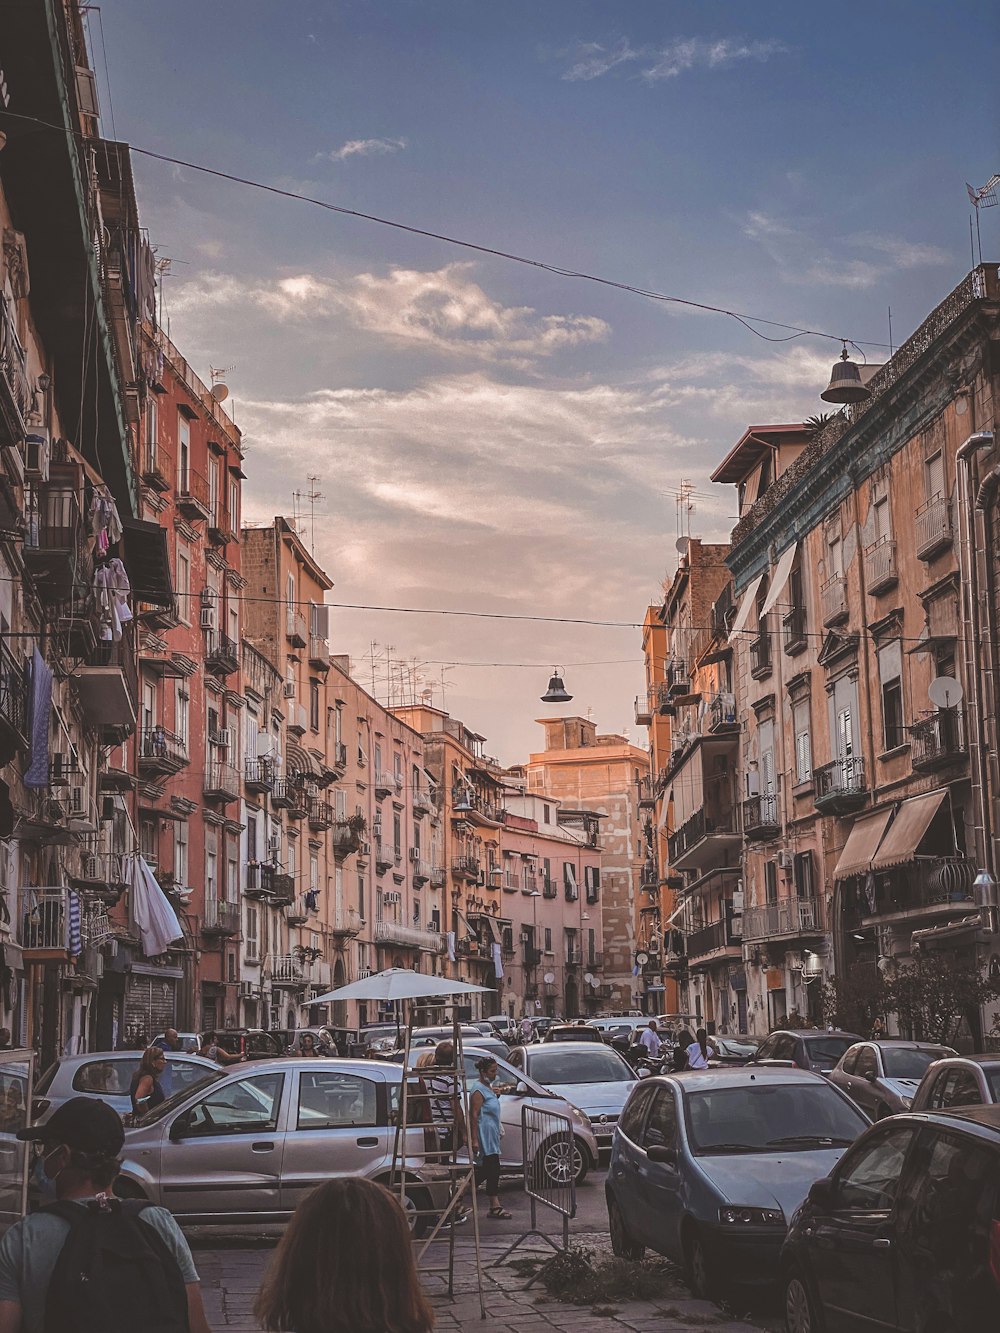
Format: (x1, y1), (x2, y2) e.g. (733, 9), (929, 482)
(894, 1126), (1000, 1332)
(634, 1085), (684, 1262)
(849, 1046), (881, 1119)
(805, 1122), (918, 1332)
(279, 1067), (387, 1214)
(159, 1069), (286, 1220)
(830, 1045), (861, 1106)
(608, 1084), (657, 1244)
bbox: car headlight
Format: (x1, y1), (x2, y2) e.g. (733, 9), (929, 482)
(719, 1206), (784, 1226)
(569, 1106), (592, 1130)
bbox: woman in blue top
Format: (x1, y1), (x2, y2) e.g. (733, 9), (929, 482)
(469, 1056), (509, 1219)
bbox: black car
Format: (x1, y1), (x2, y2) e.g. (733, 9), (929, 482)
(781, 1105), (1000, 1332)
(211, 1029), (285, 1060)
(748, 1029), (861, 1076)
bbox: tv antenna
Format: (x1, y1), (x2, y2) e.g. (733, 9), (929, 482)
(292, 475), (325, 553)
(210, 364), (236, 404)
(967, 174), (999, 266)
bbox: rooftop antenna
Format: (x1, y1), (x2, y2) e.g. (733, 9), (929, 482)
(209, 364), (236, 405)
(154, 256), (172, 328)
(291, 476), (324, 552)
(967, 174), (999, 266)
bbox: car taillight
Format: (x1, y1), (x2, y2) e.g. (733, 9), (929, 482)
(31, 1099), (49, 1119)
(989, 1219), (1000, 1290)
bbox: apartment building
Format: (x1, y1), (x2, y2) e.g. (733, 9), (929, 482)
(525, 717), (646, 1013)
(716, 266), (1000, 1043)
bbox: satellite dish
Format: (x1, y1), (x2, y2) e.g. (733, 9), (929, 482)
(543, 972), (555, 985)
(928, 676), (963, 709)
(675, 537), (688, 553)
(211, 383), (229, 402)
(584, 972), (595, 985)
(635, 950), (649, 967)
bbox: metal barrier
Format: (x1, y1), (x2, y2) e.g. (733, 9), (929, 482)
(494, 1103), (576, 1273)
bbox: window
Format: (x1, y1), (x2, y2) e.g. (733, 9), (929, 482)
(835, 1125), (917, 1211)
(175, 685), (189, 749)
(309, 854), (319, 895)
(563, 863), (578, 901)
(229, 477), (239, 532)
(146, 396), (158, 462)
(764, 859), (778, 905)
(828, 533), (843, 578)
(393, 751), (402, 782)
(297, 1070), (377, 1130)
(643, 1087), (677, 1149)
(208, 456), (220, 518)
(841, 1046), (860, 1076)
(564, 928), (578, 962)
(793, 851), (814, 899)
(900, 1131), (995, 1265)
(878, 640), (904, 750)
(180, 1073), (284, 1137)
(543, 805), (551, 825)
(543, 927), (552, 954)
(177, 415), (190, 490)
(925, 451), (944, 501)
(206, 849), (217, 907)
(393, 813), (401, 858)
(587, 928), (596, 964)
(855, 1046), (878, 1080)
(309, 679), (320, 732)
(584, 866), (600, 904)
(874, 495), (892, 543)
(618, 1086), (654, 1143)
(174, 823), (188, 886)
(246, 906), (258, 959)
(175, 547), (190, 621)
(227, 856), (238, 904)
(929, 1069), (983, 1109)
(357, 872), (365, 918)
(792, 700), (812, 782)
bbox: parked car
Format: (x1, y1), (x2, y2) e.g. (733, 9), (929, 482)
(748, 1029), (862, 1075)
(829, 1040), (957, 1119)
(507, 1042), (637, 1151)
(909, 1054), (1000, 1112)
(151, 1032), (201, 1054)
(401, 1025), (486, 1051)
(32, 1052), (217, 1124)
(273, 1027), (351, 1056)
(115, 1058), (451, 1234)
(605, 1068), (870, 1299)
(707, 1036), (760, 1066)
(781, 1105), (1000, 1333)
(590, 1016), (653, 1044)
(211, 1029), (286, 1061)
(540, 1023), (604, 1044)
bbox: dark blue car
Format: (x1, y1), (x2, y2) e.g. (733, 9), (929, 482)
(605, 1068), (869, 1300)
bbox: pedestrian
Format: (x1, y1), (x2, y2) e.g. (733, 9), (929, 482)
(128, 1045), (167, 1120)
(426, 1041), (467, 1224)
(255, 1177), (434, 1333)
(0, 1097), (211, 1333)
(871, 1016), (885, 1040)
(200, 1030), (241, 1066)
(468, 1057), (509, 1220)
(519, 1015), (533, 1045)
(298, 1033), (320, 1057)
(153, 1028), (182, 1053)
(672, 1029), (693, 1071)
(686, 1027), (711, 1070)
(638, 1020), (662, 1058)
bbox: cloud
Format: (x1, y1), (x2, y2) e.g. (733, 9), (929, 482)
(320, 137), (407, 163)
(561, 36), (787, 82)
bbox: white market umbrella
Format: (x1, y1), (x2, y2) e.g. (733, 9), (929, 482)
(304, 966), (490, 1006)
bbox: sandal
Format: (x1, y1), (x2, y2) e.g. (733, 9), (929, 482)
(487, 1207), (512, 1219)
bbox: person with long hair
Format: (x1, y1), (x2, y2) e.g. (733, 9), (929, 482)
(468, 1056), (509, 1220)
(686, 1027), (710, 1070)
(671, 1029), (693, 1071)
(128, 1045), (167, 1118)
(254, 1177), (434, 1333)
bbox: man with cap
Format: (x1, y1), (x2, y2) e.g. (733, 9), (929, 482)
(0, 1097), (211, 1333)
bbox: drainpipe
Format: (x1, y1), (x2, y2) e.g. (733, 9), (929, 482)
(975, 459), (1000, 932)
(955, 430), (995, 891)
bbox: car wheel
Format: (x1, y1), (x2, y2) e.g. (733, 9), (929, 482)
(607, 1195), (644, 1260)
(382, 1179), (431, 1238)
(784, 1267), (825, 1333)
(533, 1135), (585, 1187)
(683, 1223), (719, 1301)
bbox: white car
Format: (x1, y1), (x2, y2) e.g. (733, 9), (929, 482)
(32, 1051), (217, 1124)
(507, 1042), (638, 1151)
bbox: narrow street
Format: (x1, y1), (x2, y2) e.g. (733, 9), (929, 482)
(190, 1176), (783, 1332)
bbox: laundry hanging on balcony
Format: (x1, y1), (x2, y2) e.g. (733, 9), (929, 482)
(727, 574), (764, 643)
(492, 942), (504, 979)
(24, 649), (52, 790)
(86, 483), (123, 554)
(760, 542), (799, 616)
(129, 855), (183, 957)
(94, 559), (132, 641)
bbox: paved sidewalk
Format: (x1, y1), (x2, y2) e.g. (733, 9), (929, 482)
(194, 1231), (782, 1332)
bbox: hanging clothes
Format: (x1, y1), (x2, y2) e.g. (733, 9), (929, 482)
(87, 484), (123, 547)
(93, 559), (131, 641)
(23, 649), (52, 789)
(129, 856), (183, 958)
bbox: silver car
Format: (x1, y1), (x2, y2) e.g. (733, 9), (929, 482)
(507, 1041), (638, 1151)
(32, 1052), (217, 1124)
(827, 1040), (956, 1118)
(116, 1057), (450, 1233)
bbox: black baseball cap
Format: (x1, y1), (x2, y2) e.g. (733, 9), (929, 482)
(18, 1097), (125, 1155)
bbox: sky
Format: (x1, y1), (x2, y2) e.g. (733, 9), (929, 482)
(93, 1), (998, 762)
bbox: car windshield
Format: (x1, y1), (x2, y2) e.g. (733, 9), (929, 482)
(881, 1048), (954, 1078)
(685, 1082), (867, 1155)
(714, 1039), (759, 1057)
(528, 1049), (635, 1085)
(131, 1070), (223, 1126)
(804, 1038), (855, 1068)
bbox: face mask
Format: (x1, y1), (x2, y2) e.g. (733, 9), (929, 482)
(31, 1147), (63, 1202)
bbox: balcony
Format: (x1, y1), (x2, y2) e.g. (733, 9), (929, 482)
(72, 851), (128, 895)
(523, 945), (543, 967)
(821, 574), (848, 627)
(813, 755), (867, 815)
(639, 860), (659, 893)
(666, 661), (692, 697)
(376, 841), (398, 872)
(541, 873), (557, 899)
(0, 292), (30, 447)
(244, 758), (274, 793)
(327, 741), (348, 778)
(286, 703), (308, 737)
(204, 631), (239, 678)
(686, 916), (742, 964)
(502, 868), (520, 892)
(286, 612), (308, 648)
(270, 873), (295, 906)
(0, 641), (27, 753)
(331, 905), (363, 939)
(412, 784), (434, 817)
(203, 761), (240, 803)
(452, 787), (503, 825)
(865, 538), (898, 595)
(750, 622), (772, 679)
(140, 442), (171, 494)
(742, 793), (780, 842)
(20, 889), (72, 959)
(412, 856), (432, 886)
(72, 631), (138, 742)
(332, 819), (365, 858)
(271, 954), (304, 987)
(374, 920), (445, 953)
(429, 864), (447, 888)
(271, 779), (306, 817)
(637, 774), (656, 809)
(910, 706), (967, 771)
(23, 482), (83, 601)
(138, 726), (188, 778)
(307, 796), (334, 831)
(742, 896), (820, 943)
(207, 505), (237, 546)
(202, 899), (240, 937)
(374, 770), (400, 800)
(915, 494), (953, 561)
(783, 605), (808, 656)
(635, 688), (657, 726)
(176, 468), (211, 521)
(244, 862), (275, 899)
(565, 948), (582, 967)
(852, 857), (976, 928)
(451, 855), (481, 882)
(654, 681), (675, 717)
(709, 693), (738, 734)
(710, 586), (735, 640)
(308, 635), (330, 668)
(667, 806), (741, 871)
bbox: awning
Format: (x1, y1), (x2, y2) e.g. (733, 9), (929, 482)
(911, 914), (982, 948)
(871, 790), (948, 872)
(121, 518), (174, 610)
(760, 542), (799, 617)
(727, 574), (764, 643)
(664, 899), (686, 927)
(285, 741), (323, 780)
(472, 913), (502, 945)
(833, 808), (895, 880)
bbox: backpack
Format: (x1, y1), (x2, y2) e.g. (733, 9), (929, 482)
(42, 1197), (190, 1333)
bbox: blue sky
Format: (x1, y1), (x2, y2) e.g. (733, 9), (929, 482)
(95, 2), (998, 760)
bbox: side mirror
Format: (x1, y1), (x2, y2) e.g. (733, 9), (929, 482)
(807, 1177), (835, 1212)
(513, 1081), (529, 1097)
(647, 1144), (677, 1166)
(638, 1067), (651, 1079)
(168, 1114), (190, 1143)
(863, 1071), (876, 1083)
